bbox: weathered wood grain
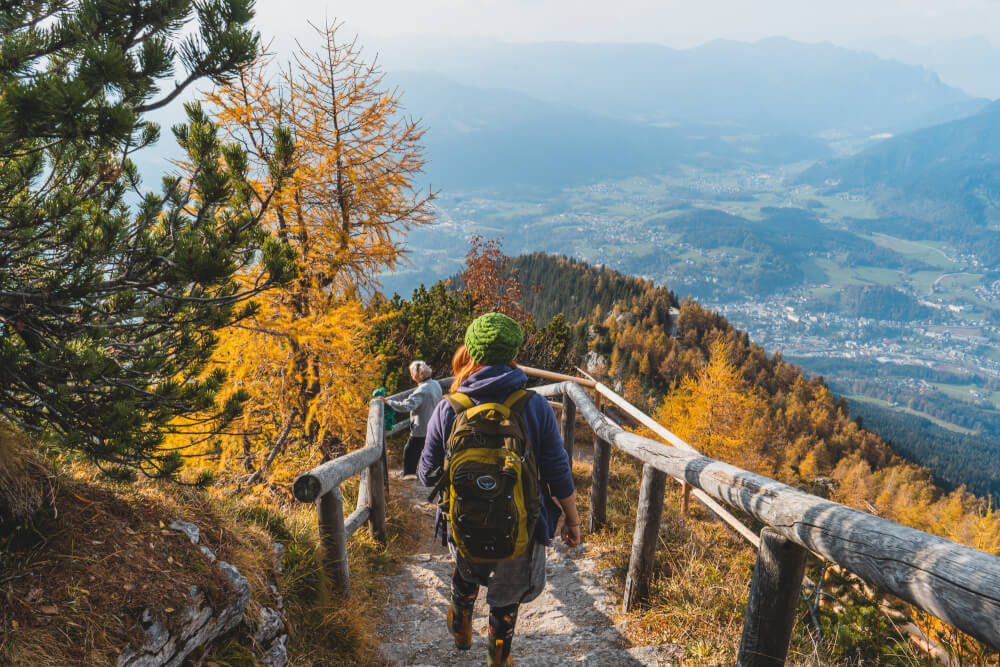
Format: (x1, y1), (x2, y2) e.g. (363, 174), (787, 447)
(560, 381), (1000, 649)
(292, 445), (382, 503)
(520, 365), (597, 388)
(365, 400), (388, 542)
(344, 505), (372, 539)
(590, 411), (611, 533)
(622, 463), (667, 613)
(387, 418), (410, 437)
(530, 383), (564, 398)
(737, 528), (808, 666)
(368, 455), (387, 543)
(561, 391), (577, 461)
(318, 487), (350, 595)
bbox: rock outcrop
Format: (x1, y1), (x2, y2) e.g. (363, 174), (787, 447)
(116, 557), (250, 667)
(116, 519), (287, 667)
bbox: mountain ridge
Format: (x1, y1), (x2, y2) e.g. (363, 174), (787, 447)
(378, 37), (985, 137)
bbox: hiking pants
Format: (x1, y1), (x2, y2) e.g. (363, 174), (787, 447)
(450, 541), (546, 658)
(448, 541), (546, 608)
(402, 435), (425, 476)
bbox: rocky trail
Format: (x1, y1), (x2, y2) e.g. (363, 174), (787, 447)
(377, 472), (680, 666)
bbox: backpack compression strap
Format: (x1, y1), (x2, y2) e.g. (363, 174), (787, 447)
(432, 389), (534, 503)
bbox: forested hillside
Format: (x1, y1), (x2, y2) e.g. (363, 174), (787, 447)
(512, 254), (1000, 553)
(803, 100), (1000, 264)
(847, 399), (1000, 501)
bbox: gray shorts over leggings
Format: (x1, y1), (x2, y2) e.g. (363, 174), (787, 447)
(449, 541), (547, 608)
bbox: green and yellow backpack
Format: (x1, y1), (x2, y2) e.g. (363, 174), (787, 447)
(433, 389), (541, 562)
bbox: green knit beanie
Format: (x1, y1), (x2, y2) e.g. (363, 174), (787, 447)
(464, 313), (524, 365)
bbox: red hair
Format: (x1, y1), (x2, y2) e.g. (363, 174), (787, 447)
(449, 343), (518, 393)
(450, 345), (479, 393)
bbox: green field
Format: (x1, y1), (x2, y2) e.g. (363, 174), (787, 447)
(847, 394), (978, 435)
(867, 233), (958, 270)
(930, 382), (985, 403)
(801, 259), (831, 285)
(812, 258), (904, 288)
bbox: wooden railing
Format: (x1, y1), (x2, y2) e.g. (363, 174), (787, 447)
(291, 381), (451, 595)
(530, 377), (1000, 666)
(293, 370), (1000, 664)
(291, 399), (391, 595)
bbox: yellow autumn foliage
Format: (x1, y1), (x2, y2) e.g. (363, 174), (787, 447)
(656, 339), (775, 476)
(173, 22), (433, 487)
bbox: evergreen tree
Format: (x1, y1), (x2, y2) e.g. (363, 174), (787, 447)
(0, 1), (296, 478)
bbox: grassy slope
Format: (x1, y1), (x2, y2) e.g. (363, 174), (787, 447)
(1, 442), (427, 667)
(564, 422), (934, 666)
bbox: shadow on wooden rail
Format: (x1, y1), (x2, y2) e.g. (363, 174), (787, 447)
(292, 370), (1000, 665)
(534, 378), (1000, 666)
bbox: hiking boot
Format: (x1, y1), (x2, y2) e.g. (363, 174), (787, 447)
(486, 637), (513, 666)
(447, 602), (473, 650)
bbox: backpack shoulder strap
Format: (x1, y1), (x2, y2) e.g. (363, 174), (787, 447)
(446, 389), (532, 420)
(445, 392), (475, 414)
(503, 389), (533, 416)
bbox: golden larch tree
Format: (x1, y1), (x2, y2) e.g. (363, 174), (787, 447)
(192, 22), (434, 485)
(656, 339), (775, 475)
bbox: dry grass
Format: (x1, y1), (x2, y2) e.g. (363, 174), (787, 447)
(571, 452), (755, 664)
(0, 423), (56, 535)
(0, 467), (242, 665)
(568, 430), (935, 666)
(1, 427), (428, 667)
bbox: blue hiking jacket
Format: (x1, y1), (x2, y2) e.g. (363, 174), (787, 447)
(418, 365), (575, 545)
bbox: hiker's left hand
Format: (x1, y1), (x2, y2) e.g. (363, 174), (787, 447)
(560, 521), (581, 547)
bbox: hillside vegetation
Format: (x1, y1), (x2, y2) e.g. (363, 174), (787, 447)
(803, 100), (1000, 264)
(510, 252), (1000, 662)
(5, 2), (1000, 662)
(514, 254), (999, 543)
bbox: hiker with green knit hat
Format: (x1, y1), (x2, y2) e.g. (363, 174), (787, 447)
(419, 313), (581, 667)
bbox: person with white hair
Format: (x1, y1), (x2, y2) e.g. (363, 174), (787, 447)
(380, 360), (443, 476)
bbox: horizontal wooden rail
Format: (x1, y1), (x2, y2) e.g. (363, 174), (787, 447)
(529, 379), (759, 543)
(553, 380), (1000, 652)
(293, 444), (382, 503)
(594, 382), (761, 547)
(519, 364), (597, 388)
(387, 419), (410, 437)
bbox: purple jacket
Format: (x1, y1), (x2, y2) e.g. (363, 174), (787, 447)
(418, 365), (575, 545)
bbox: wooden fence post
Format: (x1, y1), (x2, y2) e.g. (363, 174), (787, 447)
(560, 389), (576, 462)
(590, 402), (611, 533)
(368, 455), (387, 543)
(622, 463), (667, 613)
(318, 486), (350, 596)
(681, 481), (692, 516)
(737, 527), (808, 666)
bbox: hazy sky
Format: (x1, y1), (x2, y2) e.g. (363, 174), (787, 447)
(253, 0), (1000, 48)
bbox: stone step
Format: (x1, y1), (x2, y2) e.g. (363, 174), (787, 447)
(380, 644), (681, 666)
(380, 476), (681, 666)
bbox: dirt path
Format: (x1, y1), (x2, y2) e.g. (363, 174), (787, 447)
(379, 472), (680, 666)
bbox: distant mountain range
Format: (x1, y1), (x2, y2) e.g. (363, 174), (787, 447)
(802, 100), (1000, 259)
(849, 36), (1000, 100)
(389, 71), (832, 190)
(129, 37), (990, 196)
(381, 37), (986, 138)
